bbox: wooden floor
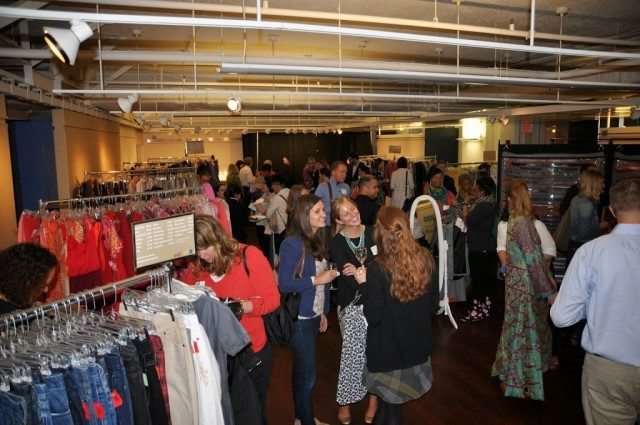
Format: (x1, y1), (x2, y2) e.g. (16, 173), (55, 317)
(264, 301), (586, 425)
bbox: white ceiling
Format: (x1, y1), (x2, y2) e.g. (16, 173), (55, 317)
(0, 0), (639, 132)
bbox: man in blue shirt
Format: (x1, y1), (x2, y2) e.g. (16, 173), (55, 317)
(551, 176), (640, 425)
(314, 160), (350, 226)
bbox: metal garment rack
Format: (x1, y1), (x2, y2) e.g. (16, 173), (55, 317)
(0, 263), (173, 327)
(38, 187), (201, 210)
(84, 166), (196, 178)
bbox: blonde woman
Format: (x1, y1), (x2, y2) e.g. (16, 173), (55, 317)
(568, 169), (607, 263)
(329, 198), (378, 424)
(493, 180), (556, 400)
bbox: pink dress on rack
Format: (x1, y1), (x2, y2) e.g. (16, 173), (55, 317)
(17, 211), (41, 244)
(40, 217), (68, 301)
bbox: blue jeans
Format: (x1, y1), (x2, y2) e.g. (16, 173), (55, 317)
(63, 368), (88, 425)
(0, 391), (27, 425)
(10, 382), (36, 425)
(42, 373), (74, 425)
(104, 349), (134, 425)
(34, 383), (54, 425)
(86, 363), (117, 425)
(288, 316), (321, 425)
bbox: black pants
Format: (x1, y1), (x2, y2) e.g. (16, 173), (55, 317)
(373, 399), (403, 425)
(468, 250), (497, 301)
(133, 337), (169, 425)
(248, 342), (274, 425)
(119, 342), (152, 425)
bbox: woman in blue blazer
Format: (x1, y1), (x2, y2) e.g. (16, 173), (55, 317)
(279, 194), (338, 425)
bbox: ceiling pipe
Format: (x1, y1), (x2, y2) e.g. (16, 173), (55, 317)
(54, 88), (638, 107)
(2, 7), (640, 61)
(529, 0), (536, 47)
(219, 63), (640, 90)
(58, 0), (640, 48)
(0, 47), (634, 82)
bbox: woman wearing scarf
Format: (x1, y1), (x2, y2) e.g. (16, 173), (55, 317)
(492, 180), (557, 400)
(461, 176), (497, 321)
(425, 166), (456, 212)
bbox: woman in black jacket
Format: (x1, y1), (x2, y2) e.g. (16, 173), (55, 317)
(350, 206), (439, 424)
(461, 176), (498, 321)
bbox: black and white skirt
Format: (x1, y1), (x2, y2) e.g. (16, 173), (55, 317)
(336, 304), (368, 405)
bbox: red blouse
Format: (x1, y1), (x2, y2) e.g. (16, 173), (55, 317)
(181, 245), (280, 352)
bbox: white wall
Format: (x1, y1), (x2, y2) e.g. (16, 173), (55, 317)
(139, 134), (243, 175)
(376, 135), (424, 159)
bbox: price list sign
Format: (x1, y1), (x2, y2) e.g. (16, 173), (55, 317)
(133, 213), (196, 269)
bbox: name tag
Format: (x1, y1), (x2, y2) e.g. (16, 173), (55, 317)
(443, 205), (450, 211)
(370, 245), (378, 256)
(340, 188), (347, 195)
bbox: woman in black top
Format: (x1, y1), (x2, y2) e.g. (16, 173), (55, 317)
(351, 206), (439, 425)
(461, 176), (498, 321)
(0, 243), (58, 314)
(329, 198), (377, 424)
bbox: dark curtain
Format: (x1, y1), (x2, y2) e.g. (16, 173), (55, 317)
(425, 127), (459, 164)
(242, 132), (372, 185)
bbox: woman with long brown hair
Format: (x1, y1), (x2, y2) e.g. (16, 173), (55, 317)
(351, 206), (438, 424)
(279, 194), (338, 425)
(493, 180), (556, 400)
(181, 215), (280, 420)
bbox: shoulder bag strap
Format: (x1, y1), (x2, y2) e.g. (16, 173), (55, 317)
(405, 169), (409, 197)
(241, 245), (250, 276)
(327, 181), (334, 201)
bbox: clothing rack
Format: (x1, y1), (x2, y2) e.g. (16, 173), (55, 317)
(38, 187), (201, 210)
(85, 166), (196, 178)
(0, 263), (173, 327)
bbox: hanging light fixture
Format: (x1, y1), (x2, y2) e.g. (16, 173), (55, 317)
(499, 115), (510, 126)
(43, 20), (93, 66)
(117, 93), (139, 113)
(134, 113), (145, 126)
(227, 96), (242, 113)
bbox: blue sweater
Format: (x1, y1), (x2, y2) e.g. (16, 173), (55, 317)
(278, 235), (330, 318)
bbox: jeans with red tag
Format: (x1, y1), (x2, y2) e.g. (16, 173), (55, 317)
(104, 348), (134, 425)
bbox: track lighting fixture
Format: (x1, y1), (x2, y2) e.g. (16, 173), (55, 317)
(117, 93), (139, 113)
(337, 129), (343, 135)
(174, 123), (182, 133)
(133, 113), (145, 126)
(143, 123), (151, 132)
(499, 115), (510, 126)
(194, 126), (202, 134)
(159, 115), (170, 127)
(487, 116), (497, 125)
(630, 107), (640, 120)
(242, 129), (248, 135)
(285, 129), (291, 134)
(227, 96), (242, 113)
(43, 20), (93, 66)
(265, 129), (271, 134)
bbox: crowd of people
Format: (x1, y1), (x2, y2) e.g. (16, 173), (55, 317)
(1, 151), (638, 425)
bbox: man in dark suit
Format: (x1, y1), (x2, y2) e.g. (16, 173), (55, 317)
(354, 175), (380, 226)
(345, 152), (360, 188)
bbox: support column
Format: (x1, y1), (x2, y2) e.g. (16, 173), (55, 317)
(0, 94), (18, 248)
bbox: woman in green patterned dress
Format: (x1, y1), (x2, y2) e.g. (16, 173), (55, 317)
(492, 179), (557, 400)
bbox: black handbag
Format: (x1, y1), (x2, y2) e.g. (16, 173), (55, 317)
(401, 169), (415, 212)
(242, 246), (302, 345)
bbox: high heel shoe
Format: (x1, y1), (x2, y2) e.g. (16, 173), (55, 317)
(461, 299), (484, 322)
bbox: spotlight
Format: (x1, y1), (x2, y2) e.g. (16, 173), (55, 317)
(133, 113), (145, 126)
(159, 115), (170, 127)
(241, 129), (248, 135)
(43, 20), (93, 66)
(285, 129), (291, 134)
(337, 129), (343, 135)
(174, 123), (182, 133)
(265, 129), (271, 134)
(143, 123), (151, 132)
(194, 126), (202, 134)
(117, 94), (139, 113)
(630, 107), (640, 120)
(227, 96), (242, 113)
(499, 115), (510, 126)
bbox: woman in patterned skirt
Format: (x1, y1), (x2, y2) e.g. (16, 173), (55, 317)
(329, 198), (378, 424)
(493, 179), (557, 400)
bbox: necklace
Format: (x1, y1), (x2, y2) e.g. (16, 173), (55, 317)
(342, 227), (365, 253)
